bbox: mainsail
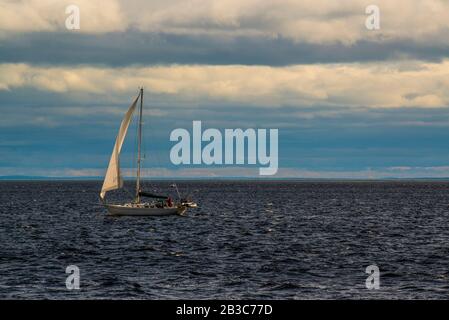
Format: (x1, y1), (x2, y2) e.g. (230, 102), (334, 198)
(100, 94), (140, 200)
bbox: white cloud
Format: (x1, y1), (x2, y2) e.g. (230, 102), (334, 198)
(1, 0), (449, 44)
(1, 61), (449, 108)
(0, 0), (124, 34)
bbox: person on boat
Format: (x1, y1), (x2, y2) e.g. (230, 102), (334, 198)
(167, 197), (173, 207)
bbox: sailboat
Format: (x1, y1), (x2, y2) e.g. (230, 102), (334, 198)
(99, 88), (196, 216)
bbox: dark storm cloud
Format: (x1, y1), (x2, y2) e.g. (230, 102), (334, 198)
(2, 31), (449, 66)
(2, 87), (449, 174)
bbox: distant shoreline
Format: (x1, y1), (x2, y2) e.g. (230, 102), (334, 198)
(1, 176), (449, 182)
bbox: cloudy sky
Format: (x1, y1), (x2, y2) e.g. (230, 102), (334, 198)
(1, 0), (449, 178)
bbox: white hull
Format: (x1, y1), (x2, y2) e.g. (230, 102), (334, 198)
(105, 204), (186, 216)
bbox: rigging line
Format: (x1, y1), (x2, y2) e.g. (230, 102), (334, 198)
(144, 94), (159, 193)
(122, 182), (135, 199)
(141, 90), (148, 191)
(134, 92), (139, 190)
(147, 101), (164, 194)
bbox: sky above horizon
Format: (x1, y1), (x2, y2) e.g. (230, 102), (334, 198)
(1, 0), (449, 178)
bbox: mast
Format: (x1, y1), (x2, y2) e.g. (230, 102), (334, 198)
(136, 87), (143, 203)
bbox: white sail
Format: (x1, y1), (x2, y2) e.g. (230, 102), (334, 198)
(100, 95), (140, 200)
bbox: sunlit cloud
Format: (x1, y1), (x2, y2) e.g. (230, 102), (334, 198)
(1, 61), (449, 108)
(0, 0), (124, 34)
(2, 0), (449, 45)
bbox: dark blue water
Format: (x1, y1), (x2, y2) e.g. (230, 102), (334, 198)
(1, 180), (449, 299)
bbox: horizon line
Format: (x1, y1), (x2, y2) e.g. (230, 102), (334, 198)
(1, 175), (449, 182)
